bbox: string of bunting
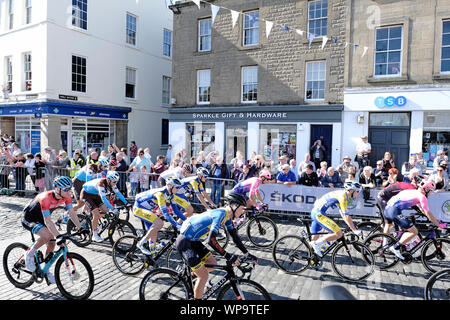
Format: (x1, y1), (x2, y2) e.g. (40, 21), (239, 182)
(189, 0), (368, 56)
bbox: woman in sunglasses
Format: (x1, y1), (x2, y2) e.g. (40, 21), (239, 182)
(21, 176), (87, 281)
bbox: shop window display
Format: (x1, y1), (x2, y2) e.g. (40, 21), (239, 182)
(186, 123), (215, 159)
(259, 124), (296, 166)
(422, 131), (450, 167)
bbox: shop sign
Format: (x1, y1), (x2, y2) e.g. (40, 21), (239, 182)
(374, 96), (407, 108)
(30, 131), (41, 155)
(192, 111), (288, 120)
(59, 94), (78, 101)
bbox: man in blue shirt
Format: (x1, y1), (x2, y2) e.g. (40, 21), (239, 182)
(277, 164), (297, 185)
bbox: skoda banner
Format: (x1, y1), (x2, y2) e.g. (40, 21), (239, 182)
(259, 184), (450, 222)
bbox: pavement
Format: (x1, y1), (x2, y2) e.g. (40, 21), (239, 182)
(0, 195), (435, 301)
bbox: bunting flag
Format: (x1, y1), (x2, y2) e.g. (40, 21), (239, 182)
(353, 44), (359, 53)
(231, 10), (240, 29)
(362, 46), (368, 57)
(211, 4), (220, 24)
(295, 29), (304, 38)
(321, 36), (328, 50)
(191, 0), (201, 9)
(266, 21), (273, 38)
(281, 25), (289, 32)
(308, 33), (315, 48)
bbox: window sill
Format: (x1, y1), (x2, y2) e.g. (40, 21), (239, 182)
(367, 75), (410, 83)
(239, 44), (262, 51)
(432, 73), (450, 80)
(193, 50), (213, 56)
(125, 98), (139, 104)
(302, 36), (326, 46)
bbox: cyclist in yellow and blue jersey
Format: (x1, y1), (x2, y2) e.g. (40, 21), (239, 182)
(175, 192), (258, 300)
(133, 177), (188, 255)
(310, 181), (363, 257)
(178, 167), (217, 213)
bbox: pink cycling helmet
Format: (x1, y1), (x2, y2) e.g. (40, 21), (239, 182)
(259, 171), (272, 180)
(419, 179), (436, 192)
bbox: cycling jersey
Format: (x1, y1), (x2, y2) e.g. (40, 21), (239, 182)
(386, 189), (430, 212)
(313, 190), (350, 215)
(134, 187), (186, 228)
(74, 165), (99, 182)
(378, 182), (416, 202)
(232, 177), (261, 199)
(82, 178), (127, 210)
(180, 208), (234, 241)
(179, 176), (205, 195)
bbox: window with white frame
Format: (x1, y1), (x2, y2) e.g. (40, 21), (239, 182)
(441, 20), (450, 73)
(24, 53), (32, 91)
(374, 26), (402, 76)
(198, 18), (212, 52)
(72, 0), (87, 30)
(25, 0), (32, 24)
(8, 0), (14, 30)
(308, 0), (328, 37)
(242, 66), (258, 103)
(125, 67), (136, 99)
(163, 29), (172, 57)
(5, 57), (13, 93)
(243, 10), (259, 46)
(162, 76), (171, 105)
(126, 13), (137, 46)
(197, 69), (211, 104)
(305, 61), (326, 101)
(72, 55), (86, 92)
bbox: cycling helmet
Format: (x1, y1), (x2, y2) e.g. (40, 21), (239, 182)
(53, 176), (73, 189)
(196, 167), (209, 177)
(106, 171), (120, 182)
(344, 181), (362, 192)
(259, 170), (272, 180)
(166, 177), (183, 188)
(225, 192), (247, 208)
(419, 179), (436, 193)
(413, 175), (425, 186)
(110, 159), (118, 167)
(99, 158), (110, 167)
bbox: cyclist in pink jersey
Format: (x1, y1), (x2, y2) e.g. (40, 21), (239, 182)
(232, 171), (272, 209)
(384, 178), (447, 259)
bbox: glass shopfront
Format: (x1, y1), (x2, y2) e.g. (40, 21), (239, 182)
(422, 111), (450, 166)
(71, 118), (114, 155)
(186, 122), (215, 159)
(15, 117), (41, 154)
(225, 124), (247, 162)
(259, 124), (297, 165)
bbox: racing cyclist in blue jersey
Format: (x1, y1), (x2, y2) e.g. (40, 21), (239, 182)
(80, 171), (128, 242)
(175, 192), (258, 300)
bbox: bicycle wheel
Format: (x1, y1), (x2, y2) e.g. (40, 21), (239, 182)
(424, 268), (450, 300)
(356, 221), (383, 241)
(54, 252), (94, 300)
(112, 234), (147, 276)
(246, 216), (278, 248)
(364, 233), (400, 270)
(2, 243), (35, 289)
(217, 279), (272, 300)
(217, 225), (229, 249)
(165, 245), (184, 270)
(331, 241), (374, 282)
(139, 268), (190, 300)
(272, 235), (312, 274)
(421, 238), (450, 274)
(67, 214), (92, 247)
(108, 219), (137, 246)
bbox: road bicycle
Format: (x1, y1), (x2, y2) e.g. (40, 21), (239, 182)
(424, 268), (450, 300)
(363, 223), (449, 273)
(3, 230), (94, 300)
(272, 218), (375, 282)
(139, 256), (271, 300)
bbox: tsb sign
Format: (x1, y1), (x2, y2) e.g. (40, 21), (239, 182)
(374, 96), (407, 108)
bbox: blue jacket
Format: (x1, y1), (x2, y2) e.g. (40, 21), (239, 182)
(320, 172), (343, 188)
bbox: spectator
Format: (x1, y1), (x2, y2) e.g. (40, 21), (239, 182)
(415, 151), (427, 174)
(128, 148), (151, 172)
(140, 165), (150, 192)
(129, 166), (139, 197)
(86, 151), (99, 164)
(99, 150), (108, 161)
(237, 164), (252, 182)
(405, 168), (420, 184)
(298, 164), (319, 187)
(298, 153), (316, 176)
(144, 147), (153, 165)
(24, 153), (36, 191)
(310, 139), (326, 170)
(74, 148), (86, 163)
(34, 153), (46, 192)
(374, 160), (388, 187)
(336, 155), (357, 182)
(316, 161), (328, 180)
(230, 150), (245, 167)
(43, 146), (56, 190)
(108, 144), (120, 161)
(355, 135), (371, 169)
(165, 144), (173, 164)
(69, 151), (85, 178)
(249, 154), (264, 177)
(151, 155), (166, 188)
(231, 161), (243, 183)
(320, 167), (343, 188)
(439, 160), (449, 177)
(0, 148), (12, 190)
(11, 142), (21, 157)
(11, 152), (27, 194)
(209, 156), (229, 206)
(159, 159), (184, 186)
(381, 152), (395, 170)
(276, 164), (297, 186)
(433, 150), (448, 170)
(116, 152), (128, 196)
(120, 147), (129, 165)
(346, 172), (356, 183)
(276, 155), (288, 173)
(382, 168), (398, 188)
(188, 156), (201, 174)
(57, 150), (71, 177)
(197, 151), (208, 168)
(359, 166), (376, 200)
(402, 155), (421, 180)
(289, 159), (299, 181)
(429, 165), (449, 192)
(129, 141), (138, 164)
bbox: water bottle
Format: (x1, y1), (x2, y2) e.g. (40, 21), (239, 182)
(157, 241), (166, 251)
(409, 236), (421, 248)
(320, 241), (332, 253)
(62, 212), (69, 224)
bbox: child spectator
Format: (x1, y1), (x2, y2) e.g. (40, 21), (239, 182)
(140, 165), (150, 192)
(129, 166), (139, 196)
(34, 153), (46, 192)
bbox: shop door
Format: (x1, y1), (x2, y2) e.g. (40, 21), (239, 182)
(369, 128), (410, 170)
(310, 125), (332, 165)
(61, 131), (68, 153)
(225, 124), (247, 163)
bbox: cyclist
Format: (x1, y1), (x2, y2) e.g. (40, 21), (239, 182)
(231, 171), (272, 209)
(80, 171), (128, 242)
(310, 181), (363, 257)
(133, 177), (188, 255)
(384, 179), (447, 260)
(178, 167), (217, 213)
(72, 163), (101, 213)
(21, 176), (87, 282)
(175, 192), (258, 300)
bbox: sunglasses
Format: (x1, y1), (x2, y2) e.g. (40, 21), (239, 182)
(61, 187), (72, 192)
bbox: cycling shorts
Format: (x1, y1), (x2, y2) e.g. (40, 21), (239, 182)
(80, 190), (103, 211)
(310, 208), (341, 234)
(73, 178), (84, 200)
(175, 234), (212, 272)
(133, 206), (159, 230)
(21, 219), (46, 235)
(384, 206), (414, 230)
(171, 194), (191, 210)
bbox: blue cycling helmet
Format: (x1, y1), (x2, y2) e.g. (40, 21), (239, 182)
(53, 176), (73, 189)
(166, 177), (182, 188)
(196, 167), (209, 177)
(106, 171), (120, 182)
(99, 158), (110, 167)
(344, 181), (362, 192)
